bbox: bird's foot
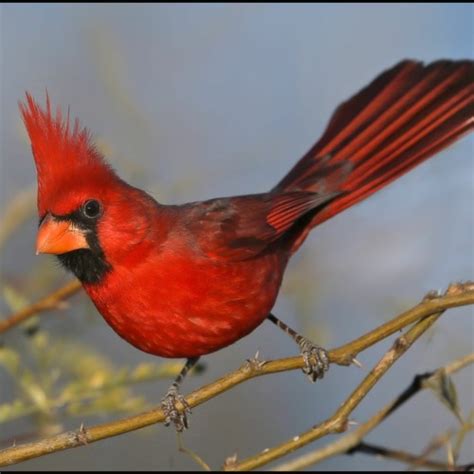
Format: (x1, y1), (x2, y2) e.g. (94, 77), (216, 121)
(298, 337), (330, 382)
(161, 384), (191, 432)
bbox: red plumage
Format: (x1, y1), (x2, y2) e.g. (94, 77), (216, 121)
(20, 59), (473, 360)
(276, 60), (474, 251)
(19, 93), (122, 218)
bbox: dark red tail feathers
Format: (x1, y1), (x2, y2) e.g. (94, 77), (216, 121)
(274, 59), (473, 252)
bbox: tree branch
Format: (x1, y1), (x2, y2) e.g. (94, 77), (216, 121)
(347, 442), (472, 472)
(0, 280), (81, 335)
(225, 302), (444, 470)
(0, 283), (472, 467)
(271, 351), (474, 471)
(330, 283), (474, 364)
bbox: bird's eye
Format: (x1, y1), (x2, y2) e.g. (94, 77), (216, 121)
(82, 199), (102, 219)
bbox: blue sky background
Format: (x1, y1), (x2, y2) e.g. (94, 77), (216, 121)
(1, 4), (473, 470)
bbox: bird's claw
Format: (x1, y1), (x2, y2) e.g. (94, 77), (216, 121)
(298, 338), (329, 382)
(161, 385), (191, 432)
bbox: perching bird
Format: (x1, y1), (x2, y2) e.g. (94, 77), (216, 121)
(21, 59), (473, 431)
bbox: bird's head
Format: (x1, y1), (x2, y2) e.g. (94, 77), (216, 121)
(20, 93), (157, 283)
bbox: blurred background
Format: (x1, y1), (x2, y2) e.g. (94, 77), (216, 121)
(0, 3), (473, 471)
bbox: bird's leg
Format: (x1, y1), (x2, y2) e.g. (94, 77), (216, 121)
(161, 357), (199, 432)
(268, 313), (329, 382)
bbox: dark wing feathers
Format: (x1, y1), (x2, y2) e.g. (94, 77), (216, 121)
(266, 191), (340, 235)
(186, 59), (473, 261)
(188, 191), (339, 260)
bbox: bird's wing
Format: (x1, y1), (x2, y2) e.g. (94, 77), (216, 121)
(185, 190), (340, 261)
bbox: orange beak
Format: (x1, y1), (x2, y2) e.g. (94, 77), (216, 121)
(36, 214), (89, 255)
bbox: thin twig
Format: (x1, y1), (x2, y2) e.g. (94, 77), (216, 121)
(228, 306), (443, 471)
(330, 281), (474, 364)
(177, 433), (211, 471)
(272, 350), (474, 471)
(0, 284), (472, 467)
(0, 280), (81, 335)
(383, 352), (474, 420)
(348, 442), (472, 471)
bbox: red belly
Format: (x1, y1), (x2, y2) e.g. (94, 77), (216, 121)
(84, 251), (285, 358)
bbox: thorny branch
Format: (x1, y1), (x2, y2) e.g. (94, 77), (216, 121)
(0, 282), (473, 467)
(225, 296), (444, 471)
(347, 442), (473, 472)
(271, 351), (474, 471)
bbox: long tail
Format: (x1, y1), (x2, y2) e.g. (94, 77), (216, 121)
(274, 59), (474, 253)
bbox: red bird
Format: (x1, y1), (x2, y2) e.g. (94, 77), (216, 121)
(21, 59), (473, 431)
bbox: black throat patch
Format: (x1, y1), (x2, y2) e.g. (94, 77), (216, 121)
(48, 209), (111, 284)
(57, 247), (111, 284)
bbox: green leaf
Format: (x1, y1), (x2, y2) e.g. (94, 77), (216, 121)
(0, 399), (34, 423)
(3, 284), (29, 311)
(2, 284), (40, 332)
(0, 346), (20, 373)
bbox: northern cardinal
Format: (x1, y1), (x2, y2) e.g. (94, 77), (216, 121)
(21, 59), (473, 431)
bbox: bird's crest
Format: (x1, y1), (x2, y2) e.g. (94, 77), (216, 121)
(19, 92), (119, 216)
